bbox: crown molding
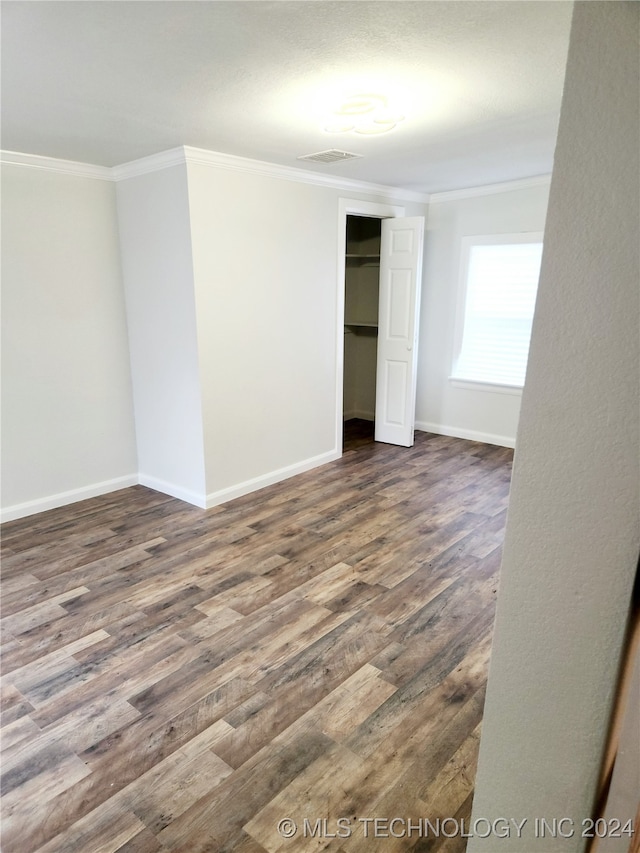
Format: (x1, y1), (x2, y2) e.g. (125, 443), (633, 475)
(429, 174), (552, 203)
(2, 145), (430, 201)
(110, 147), (187, 181)
(1, 146), (549, 204)
(180, 146), (431, 203)
(0, 150), (113, 180)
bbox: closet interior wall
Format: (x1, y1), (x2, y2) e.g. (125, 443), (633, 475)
(343, 215), (382, 425)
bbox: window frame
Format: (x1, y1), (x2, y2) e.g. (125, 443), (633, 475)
(450, 231), (544, 394)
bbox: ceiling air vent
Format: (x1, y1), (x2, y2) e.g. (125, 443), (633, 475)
(297, 149), (362, 164)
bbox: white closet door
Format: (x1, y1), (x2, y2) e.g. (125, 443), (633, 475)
(374, 216), (424, 447)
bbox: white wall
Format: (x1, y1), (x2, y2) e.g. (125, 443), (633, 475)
(116, 165), (207, 505)
(469, 4), (639, 850)
(7, 145), (545, 518)
(416, 180), (550, 446)
(186, 165), (339, 500)
(185, 160), (427, 504)
(1, 165), (137, 520)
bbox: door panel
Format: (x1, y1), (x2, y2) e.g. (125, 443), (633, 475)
(374, 216), (424, 447)
(388, 270), (412, 338)
(383, 360), (408, 425)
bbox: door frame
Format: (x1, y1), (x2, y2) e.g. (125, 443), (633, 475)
(335, 198), (405, 454)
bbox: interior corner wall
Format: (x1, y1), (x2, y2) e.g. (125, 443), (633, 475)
(184, 160), (428, 504)
(468, 3), (640, 850)
(0, 164), (138, 521)
(416, 182), (550, 447)
(116, 164), (207, 505)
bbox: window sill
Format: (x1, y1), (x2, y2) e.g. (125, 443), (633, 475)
(449, 377), (523, 396)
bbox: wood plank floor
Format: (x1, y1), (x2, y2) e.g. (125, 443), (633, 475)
(1, 422), (513, 853)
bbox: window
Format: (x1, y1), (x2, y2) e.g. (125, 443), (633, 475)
(451, 233), (543, 390)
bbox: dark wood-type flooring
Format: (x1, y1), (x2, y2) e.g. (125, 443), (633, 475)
(1, 422), (513, 853)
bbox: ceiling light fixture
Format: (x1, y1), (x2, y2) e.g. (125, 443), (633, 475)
(324, 93), (405, 136)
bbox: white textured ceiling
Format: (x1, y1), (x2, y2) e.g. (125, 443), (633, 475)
(1, 1), (573, 193)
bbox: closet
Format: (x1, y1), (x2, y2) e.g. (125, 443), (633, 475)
(343, 215), (382, 429)
(341, 211), (425, 448)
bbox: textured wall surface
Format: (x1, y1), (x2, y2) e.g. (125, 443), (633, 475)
(469, 4), (640, 851)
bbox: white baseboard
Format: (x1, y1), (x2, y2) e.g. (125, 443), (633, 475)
(1, 474), (139, 523)
(415, 420), (515, 449)
(1, 450), (343, 523)
(138, 474), (207, 509)
(0, 425), (514, 523)
(205, 448), (341, 509)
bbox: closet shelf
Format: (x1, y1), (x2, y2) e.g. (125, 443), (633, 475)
(344, 321), (379, 334)
(345, 253), (380, 266)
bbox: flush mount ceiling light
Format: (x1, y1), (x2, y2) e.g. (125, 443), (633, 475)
(324, 93), (405, 135)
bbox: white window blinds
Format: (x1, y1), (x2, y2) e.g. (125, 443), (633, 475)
(452, 237), (543, 388)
